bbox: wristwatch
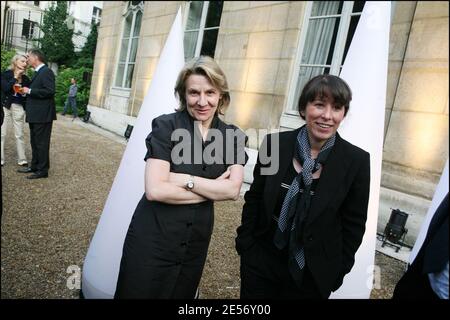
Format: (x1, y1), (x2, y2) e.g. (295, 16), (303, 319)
(186, 176), (194, 190)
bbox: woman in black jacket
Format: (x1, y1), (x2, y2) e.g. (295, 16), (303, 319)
(1, 54), (31, 167)
(236, 74), (370, 299)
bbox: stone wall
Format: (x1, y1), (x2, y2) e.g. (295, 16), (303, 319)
(216, 1), (305, 148)
(87, 1), (449, 246)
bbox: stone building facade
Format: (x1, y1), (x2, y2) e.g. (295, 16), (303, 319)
(87, 1), (449, 245)
(1, 1), (103, 54)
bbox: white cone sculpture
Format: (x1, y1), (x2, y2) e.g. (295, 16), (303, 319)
(81, 8), (185, 299)
(329, 1), (391, 298)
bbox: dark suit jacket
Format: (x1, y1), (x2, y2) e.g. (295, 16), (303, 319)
(414, 193), (448, 274)
(25, 65), (56, 123)
(1, 69), (31, 109)
(393, 193), (448, 299)
(236, 126), (371, 297)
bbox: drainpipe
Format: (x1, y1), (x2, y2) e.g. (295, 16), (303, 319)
(2, 1), (9, 45)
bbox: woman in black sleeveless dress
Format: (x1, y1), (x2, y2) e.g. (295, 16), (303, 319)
(115, 56), (248, 298)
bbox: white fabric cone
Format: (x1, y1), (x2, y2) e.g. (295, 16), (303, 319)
(329, 1), (391, 298)
(82, 8), (185, 299)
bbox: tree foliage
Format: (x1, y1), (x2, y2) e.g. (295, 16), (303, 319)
(37, 2), (74, 65)
(72, 23), (98, 69)
(82, 23), (98, 60)
(0, 46), (16, 72)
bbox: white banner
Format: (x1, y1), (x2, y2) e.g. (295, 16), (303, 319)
(81, 8), (185, 299)
(330, 1), (391, 298)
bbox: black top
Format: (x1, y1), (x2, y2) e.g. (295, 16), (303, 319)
(259, 160), (319, 254)
(144, 108), (248, 177)
(0, 69), (31, 109)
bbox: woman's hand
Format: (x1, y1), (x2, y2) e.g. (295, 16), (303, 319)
(14, 69), (24, 80)
(187, 165), (244, 201)
(169, 169), (231, 187)
(145, 159), (208, 204)
(216, 169), (231, 180)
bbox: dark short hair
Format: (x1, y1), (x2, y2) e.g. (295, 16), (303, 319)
(28, 48), (47, 64)
(297, 74), (352, 120)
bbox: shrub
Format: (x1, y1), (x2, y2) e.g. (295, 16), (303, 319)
(1, 46), (16, 72)
(55, 66), (92, 117)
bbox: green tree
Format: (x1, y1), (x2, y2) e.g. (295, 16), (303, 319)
(37, 2), (74, 65)
(73, 23), (98, 69)
(81, 23), (98, 60)
(0, 46), (16, 72)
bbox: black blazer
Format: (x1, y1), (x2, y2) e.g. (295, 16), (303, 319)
(0, 69), (31, 109)
(414, 193), (448, 274)
(25, 65), (56, 123)
(236, 127), (371, 297)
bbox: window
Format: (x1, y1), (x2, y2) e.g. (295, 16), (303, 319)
(22, 19), (37, 39)
(286, 1), (365, 114)
(92, 6), (102, 26)
(114, 1), (143, 88)
(184, 1), (223, 61)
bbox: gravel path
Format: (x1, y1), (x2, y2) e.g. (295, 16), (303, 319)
(1, 115), (407, 299)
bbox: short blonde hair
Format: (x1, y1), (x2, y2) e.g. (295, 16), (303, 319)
(9, 54), (28, 71)
(174, 56), (230, 115)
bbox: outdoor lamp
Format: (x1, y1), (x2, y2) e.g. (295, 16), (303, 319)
(381, 209), (409, 252)
(83, 111), (91, 123)
(124, 124), (134, 140)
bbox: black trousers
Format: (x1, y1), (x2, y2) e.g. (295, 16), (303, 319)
(29, 122), (53, 174)
(240, 240), (323, 299)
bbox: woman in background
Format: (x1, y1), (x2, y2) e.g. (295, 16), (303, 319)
(1, 54), (30, 167)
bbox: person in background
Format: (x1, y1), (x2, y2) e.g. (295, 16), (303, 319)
(114, 56), (248, 299)
(61, 78), (78, 119)
(236, 74), (371, 299)
(393, 193), (449, 299)
(1, 54), (31, 167)
(18, 48), (56, 179)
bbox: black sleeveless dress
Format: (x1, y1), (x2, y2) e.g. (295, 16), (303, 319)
(115, 109), (247, 298)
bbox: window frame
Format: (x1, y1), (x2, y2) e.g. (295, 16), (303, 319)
(113, 1), (143, 90)
(92, 6), (102, 26)
(183, 1), (222, 60)
(22, 19), (37, 39)
(284, 1), (364, 116)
